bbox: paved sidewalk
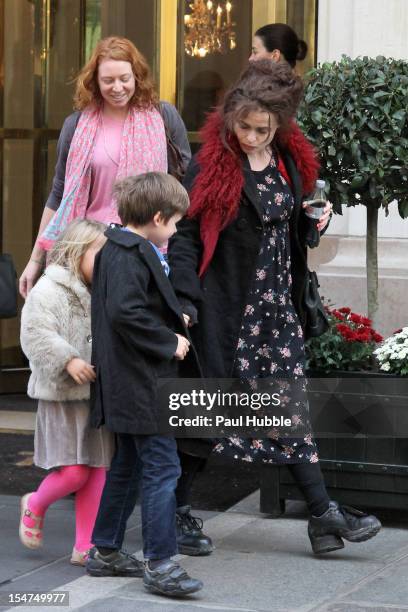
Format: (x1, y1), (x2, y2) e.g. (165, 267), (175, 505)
(1, 493), (407, 611)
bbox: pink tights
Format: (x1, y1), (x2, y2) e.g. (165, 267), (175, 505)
(27, 465), (106, 552)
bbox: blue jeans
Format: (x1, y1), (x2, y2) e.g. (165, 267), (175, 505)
(92, 433), (181, 560)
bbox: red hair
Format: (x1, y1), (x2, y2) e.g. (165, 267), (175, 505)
(74, 36), (158, 110)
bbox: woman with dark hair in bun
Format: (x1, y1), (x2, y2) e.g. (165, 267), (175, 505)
(250, 23), (308, 68)
(169, 60), (381, 558)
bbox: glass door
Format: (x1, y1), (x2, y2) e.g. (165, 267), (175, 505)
(176, 0), (317, 146)
(0, 0), (83, 392)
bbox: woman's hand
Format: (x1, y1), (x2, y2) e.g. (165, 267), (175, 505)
(303, 200), (333, 232)
(66, 358), (96, 385)
(19, 259), (43, 299)
(182, 313), (192, 327)
(175, 334), (190, 360)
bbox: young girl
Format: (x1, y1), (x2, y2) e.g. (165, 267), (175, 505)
(19, 219), (114, 565)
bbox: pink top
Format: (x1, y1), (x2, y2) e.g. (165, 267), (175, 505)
(87, 115), (125, 224)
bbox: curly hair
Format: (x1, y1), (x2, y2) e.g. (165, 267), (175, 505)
(74, 37), (158, 110)
(220, 59), (304, 145)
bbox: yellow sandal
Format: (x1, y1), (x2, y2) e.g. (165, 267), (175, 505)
(19, 493), (44, 550)
(70, 547), (90, 566)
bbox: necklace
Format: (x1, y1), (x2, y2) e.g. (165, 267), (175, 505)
(101, 116), (120, 167)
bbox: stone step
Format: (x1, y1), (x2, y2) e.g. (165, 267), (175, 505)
(0, 410), (36, 433)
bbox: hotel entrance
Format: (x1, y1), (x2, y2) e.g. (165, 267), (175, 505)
(0, 0), (316, 393)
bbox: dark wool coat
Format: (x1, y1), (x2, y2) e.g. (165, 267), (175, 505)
(90, 227), (200, 435)
(168, 150), (317, 379)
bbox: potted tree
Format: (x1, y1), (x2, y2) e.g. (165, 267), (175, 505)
(298, 55), (408, 324)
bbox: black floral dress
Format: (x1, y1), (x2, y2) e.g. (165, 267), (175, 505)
(214, 153), (319, 464)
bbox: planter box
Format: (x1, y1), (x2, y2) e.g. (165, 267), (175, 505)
(259, 373), (408, 516)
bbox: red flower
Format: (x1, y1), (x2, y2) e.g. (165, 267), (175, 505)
(372, 332), (384, 343)
(339, 307), (351, 314)
(336, 324), (358, 341)
(360, 316), (372, 326)
(336, 323), (349, 334)
(356, 330), (371, 342)
(350, 313), (362, 324)
(332, 310), (345, 320)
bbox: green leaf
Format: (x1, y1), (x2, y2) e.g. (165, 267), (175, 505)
(351, 175), (364, 188)
(297, 56), (408, 216)
(312, 110), (323, 124)
(392, 110), (405, 121)
(367, 138), (379, 150)
(398, 200), (408, 219)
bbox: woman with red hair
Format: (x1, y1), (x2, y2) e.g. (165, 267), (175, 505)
(19, 37), (190, 297)
(169, 60), (381, 557)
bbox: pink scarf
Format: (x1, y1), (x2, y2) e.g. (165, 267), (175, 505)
(39, 106), (167, 250)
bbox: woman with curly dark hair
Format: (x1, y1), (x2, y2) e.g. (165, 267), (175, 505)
(169, 60), (381, 557)
(19, 36), (190, 298)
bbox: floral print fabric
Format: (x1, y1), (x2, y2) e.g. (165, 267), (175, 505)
(215, 153), (318, 464)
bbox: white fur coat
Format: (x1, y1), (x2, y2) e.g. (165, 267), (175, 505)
(20, 264), (92, 401)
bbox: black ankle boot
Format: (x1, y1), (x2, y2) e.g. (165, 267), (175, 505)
(308, 501), (381, 555)
(176, 506), (214, 556)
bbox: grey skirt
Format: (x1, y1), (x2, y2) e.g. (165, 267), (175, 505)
(34, 399), (114, 469)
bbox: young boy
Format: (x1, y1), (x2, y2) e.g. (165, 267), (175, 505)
(87, 172), (203, 597)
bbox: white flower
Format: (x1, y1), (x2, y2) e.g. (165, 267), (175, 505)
(380, 362), (391, 371)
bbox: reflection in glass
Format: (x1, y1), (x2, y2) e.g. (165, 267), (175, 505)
(1, 140), (34, 367)
(3, 0), (35, 128)
(47, 1), (82, 129)
(286, 0), (316, 75)
(184, 0), (236, 58)
(85, 0), (102, 61)
(100, 0), (158, 77)
(178, 0), (251, 132)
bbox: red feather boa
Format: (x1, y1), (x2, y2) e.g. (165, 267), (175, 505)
(187, 111), (319, 276)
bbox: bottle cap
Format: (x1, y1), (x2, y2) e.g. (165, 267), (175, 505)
(316, 179), (326, 189)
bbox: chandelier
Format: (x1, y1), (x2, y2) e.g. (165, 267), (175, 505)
(184, 0), (236, 58)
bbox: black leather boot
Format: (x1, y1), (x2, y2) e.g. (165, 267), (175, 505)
(176, 506), (214, 556)
(308, 501), (381, 555)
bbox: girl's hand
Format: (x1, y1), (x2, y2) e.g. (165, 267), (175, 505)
(182, 313), (191, 327)
(66, 358), (96, 384)
(19, 259), (43, 299)
(315, 200), (333, 232)
(174, 334), (190, 360)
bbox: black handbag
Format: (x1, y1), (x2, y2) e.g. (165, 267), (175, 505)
(303, 270), (329, 339)
(0, 253), (18, 318)
(159, 104), (185, 182)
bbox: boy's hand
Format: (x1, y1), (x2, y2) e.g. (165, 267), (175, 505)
(66, 358), (96, 384)
(175, 334), (190, 360)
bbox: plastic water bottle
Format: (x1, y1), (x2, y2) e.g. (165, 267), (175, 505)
(305, 179), (326, 220)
